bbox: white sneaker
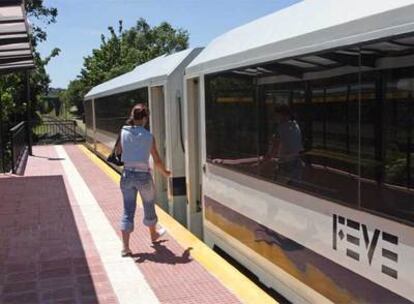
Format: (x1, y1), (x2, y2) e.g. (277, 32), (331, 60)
(151, 227), (166, 242)
(157, 227), (166, 237)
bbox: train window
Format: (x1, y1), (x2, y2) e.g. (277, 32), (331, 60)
(205, 74), (259, 176)
(205, 37), (414, 224)
(85, 88), (149, 157)
(94, 88), (148, 135)
(360, 46), (414, 223)
(258, 73), (360, 206)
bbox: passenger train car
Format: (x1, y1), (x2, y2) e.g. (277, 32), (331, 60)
(184, 0), (414, 303)
(84, 48), (202, 226)
(84, 1), (414, 302)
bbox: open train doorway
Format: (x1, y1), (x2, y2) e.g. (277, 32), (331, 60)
(149, 86), (168, 211)
(184, 77), (203, 238)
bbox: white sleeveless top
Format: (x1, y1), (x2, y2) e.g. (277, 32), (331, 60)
(120, 125), (153, 171)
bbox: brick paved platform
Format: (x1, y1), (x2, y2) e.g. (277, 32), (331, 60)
(0, 145), (275, 304)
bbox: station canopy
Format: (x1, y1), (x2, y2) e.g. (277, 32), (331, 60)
(186, 0), (414, 77)
(0, 0), (35, 74)
(85, 48), (199, 100)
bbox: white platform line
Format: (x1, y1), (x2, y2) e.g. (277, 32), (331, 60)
(55, 145), (159, 304)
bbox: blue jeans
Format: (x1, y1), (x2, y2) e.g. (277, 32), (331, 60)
(120, 170), (157, 232)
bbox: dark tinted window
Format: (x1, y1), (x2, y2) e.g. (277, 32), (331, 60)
(95, 88), (148, 135)
(360, 51), (414, 222)
(205, 36), (414, 224)
(205, 74), (259, 176)
(85, 88), (149, 157)
(259, 73), (360, 205)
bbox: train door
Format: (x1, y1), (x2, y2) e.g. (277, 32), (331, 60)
(149, 86), (168, 211)
(184, 78), (203, 238)
(83, 98), (96, 151)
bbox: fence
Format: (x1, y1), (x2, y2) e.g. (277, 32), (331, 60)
(9, 121), (29, 174)
(32, 119), (83, 145)
(0, 119), (84, 173)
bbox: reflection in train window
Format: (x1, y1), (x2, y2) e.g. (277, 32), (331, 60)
(205, 74), (259, 176)
(360, 63), (414, 222)
(83, 88), (149, 157)
(260, 74), (361, 206)
(205, 36), (414, 224)
(94, 88), (148, 135)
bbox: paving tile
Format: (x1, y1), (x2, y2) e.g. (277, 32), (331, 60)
(5, 262), (37, 274)
(5, 271), (37, 283)
(40, 286), (75, 301)
(3, 281), (37, 294)
(38, 277), (74, 290)
(2, 291), (39, 304)
(39, 267), (72, 279)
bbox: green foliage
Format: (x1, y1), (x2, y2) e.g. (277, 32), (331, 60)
(385, 152), (414, 186)
(60, 79), (85, 115)
(26, 0), (58, 48)
(0, 0), (59, 126)
(64, 18), (189, 115)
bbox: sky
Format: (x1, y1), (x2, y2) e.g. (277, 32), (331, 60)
(36, 0), (300, 89)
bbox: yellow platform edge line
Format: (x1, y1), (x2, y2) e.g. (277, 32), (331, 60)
(77, 144), (277, 304)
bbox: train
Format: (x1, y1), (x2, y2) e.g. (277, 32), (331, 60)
(84, 0), (414, 302)
(84, 48), (202, 227)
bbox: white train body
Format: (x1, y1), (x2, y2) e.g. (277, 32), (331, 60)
(184, 1), (414, 302)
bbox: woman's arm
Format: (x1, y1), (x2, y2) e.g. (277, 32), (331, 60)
(150, 137), (171, 177)
(114, 130), (123, 155)
(115, 138), (122, 155)
(264, 134), (280, 161)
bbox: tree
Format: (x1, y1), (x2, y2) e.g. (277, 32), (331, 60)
(60, 79), (86, 116)
(26, 0), (58, 47)
(0, 0), (60, 125)
(65, 18), (189, 115)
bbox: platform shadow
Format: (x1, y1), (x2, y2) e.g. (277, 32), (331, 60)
(133, 240), (193, 265)
(31, 154), (65, 161)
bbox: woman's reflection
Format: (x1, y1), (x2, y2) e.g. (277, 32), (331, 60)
(264, 104), (304, 185)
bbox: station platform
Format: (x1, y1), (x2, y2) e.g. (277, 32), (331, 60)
(0, 144), (276, 304)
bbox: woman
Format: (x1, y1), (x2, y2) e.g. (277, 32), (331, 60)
(115, 103), (171, 257)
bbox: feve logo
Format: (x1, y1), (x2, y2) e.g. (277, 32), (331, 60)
(333, 214), (399, 279)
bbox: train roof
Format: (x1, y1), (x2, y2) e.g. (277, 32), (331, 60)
(186, 0), (414, 77)
(85, 48), (201, 100)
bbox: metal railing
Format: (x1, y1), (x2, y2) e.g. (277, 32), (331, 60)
(0, 122), (11, 173)
(10, 121), (29, 174)
(0, 119), (84, 173)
